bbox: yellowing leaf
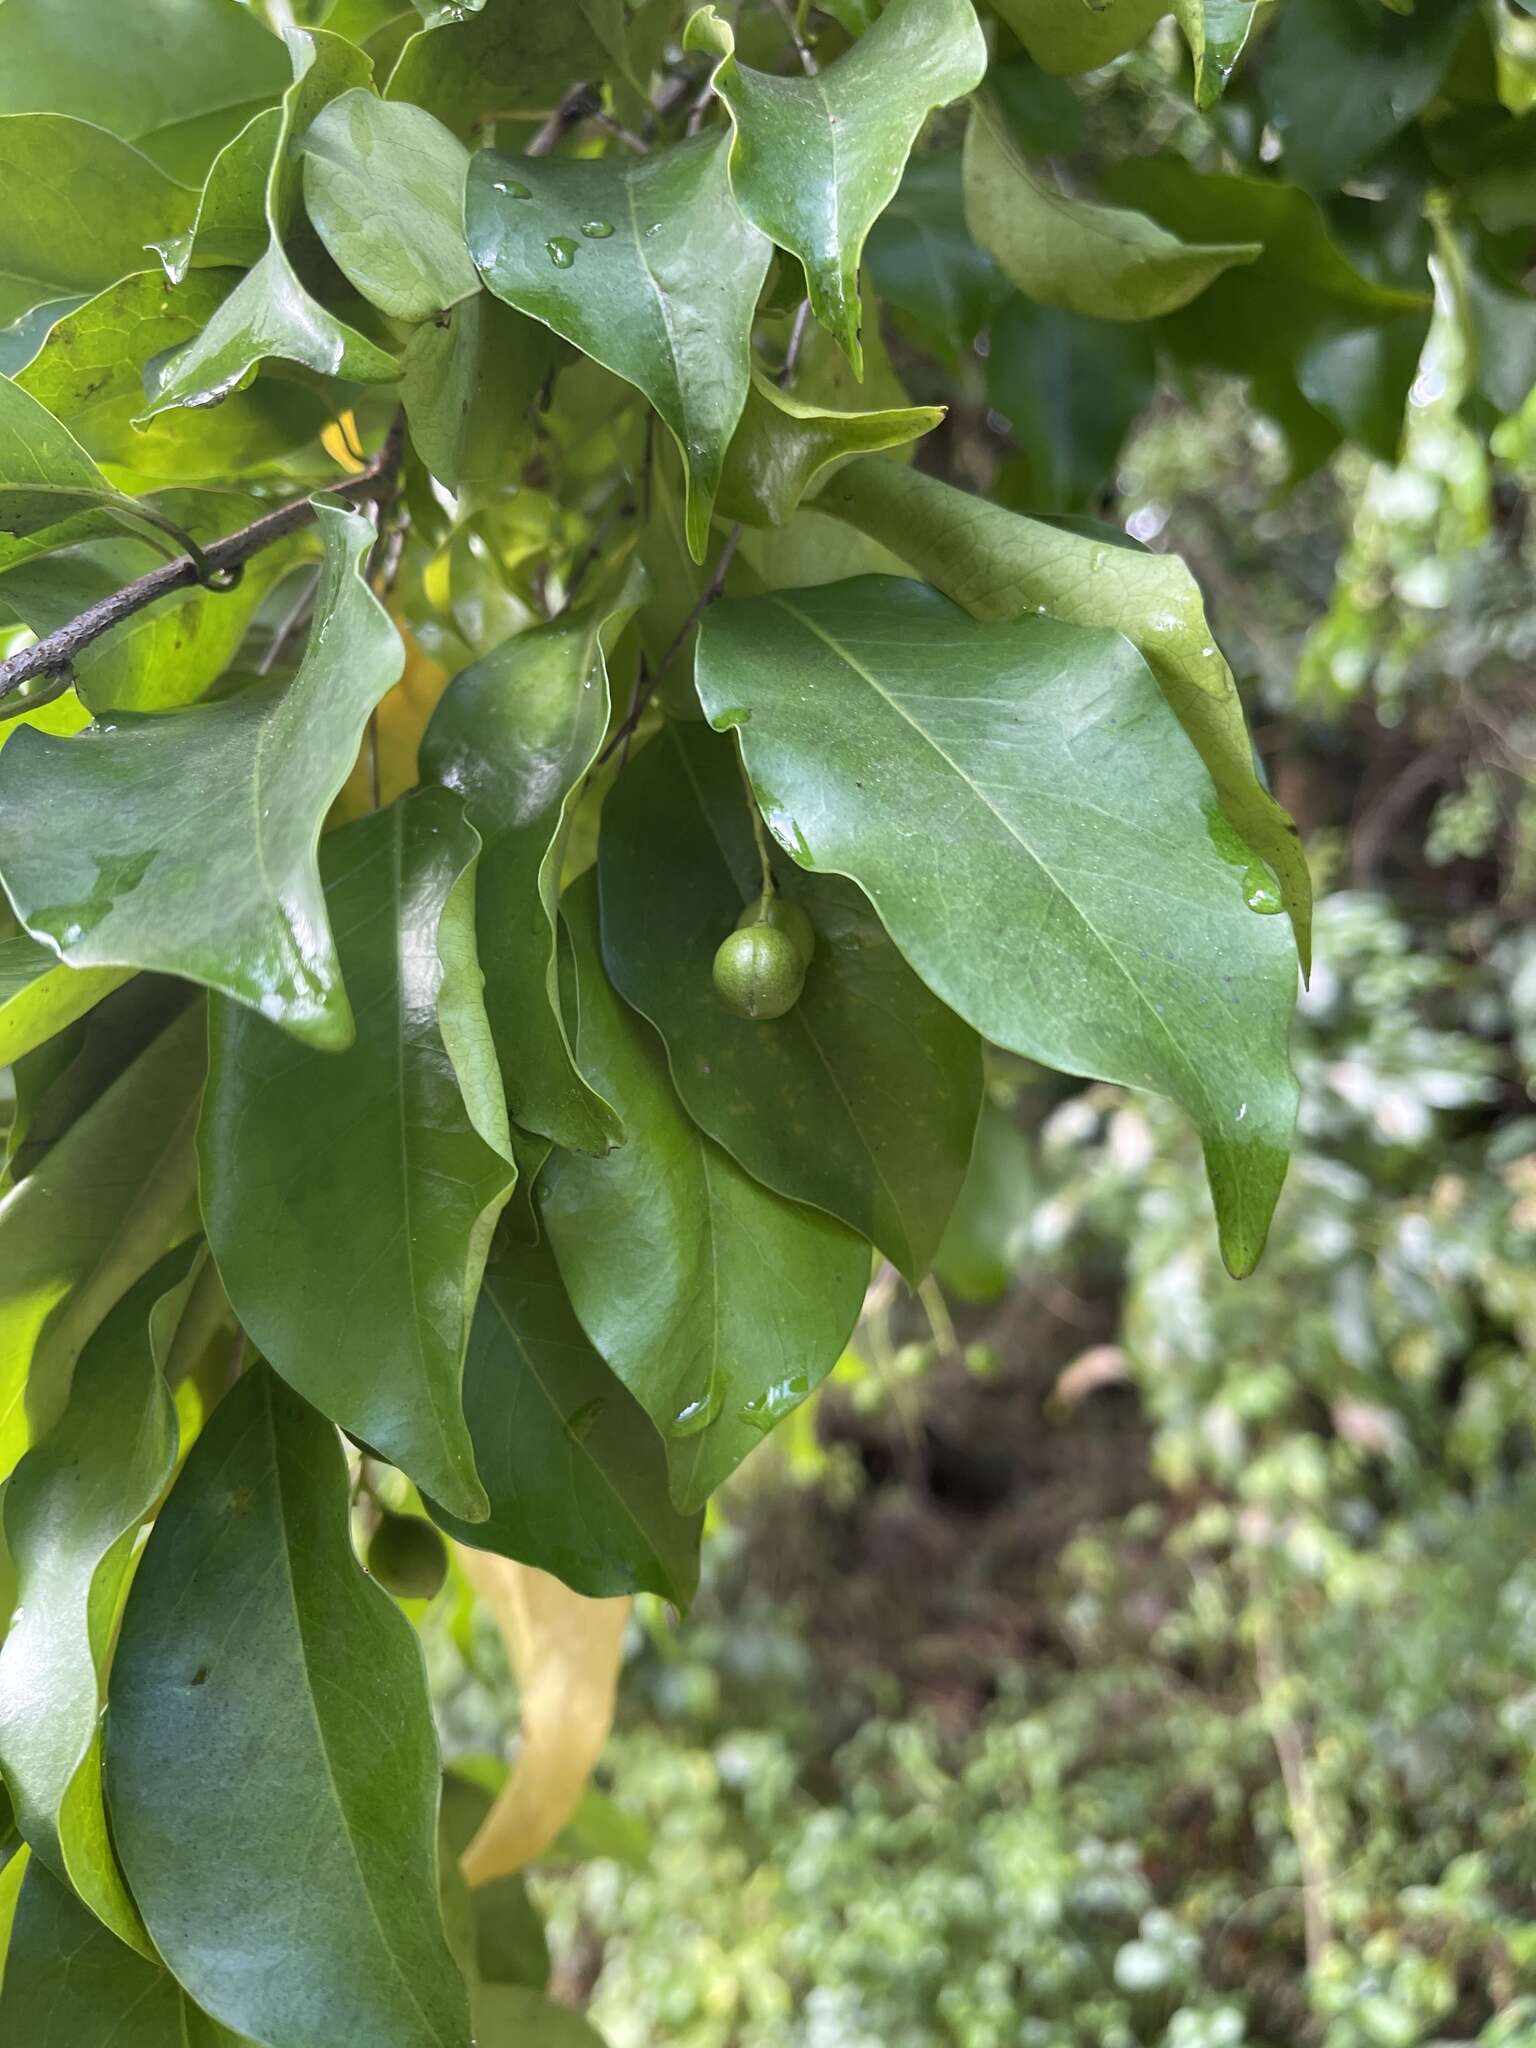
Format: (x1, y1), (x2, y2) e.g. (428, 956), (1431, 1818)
(331, 614), (452, 826)
(454, 1549), (629, 1886)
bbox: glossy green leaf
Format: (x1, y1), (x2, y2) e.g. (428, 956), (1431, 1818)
(0, 116), (195, 329)
(474, 1986), (605, 2048)
(717, 371), (943, 528)
(385, 0), (616, 133)
(986, 296), (1155, 512)
(963, 99), (1259, 323)
(420, 582), (641, 1155)
(683, 0), (986, 372)
(0, 503), (403, 1050)
(1096, 155), (1428, 468)
(0, 1856), (247, 2048)
(401, 293), (559, 488)
(599, 719), (982, 1280)
(466, 133), (771, 561)
(106, 1365), (472, 2048)
(694, 577), (1300, 1277)
(300, 90), (479, 324)
(934, 1099), (1041, 1305)
(154, 108), (281, 285)
(0, 1260), (183, 1955)
(1173, 0), (1264, 108)
(0, 0), (289, 182)
(15, 271), (331, 482)
(539, 880), (869, 1513)
(142, 32), (399, 418)
(424, 1238), (702, 1605)
(0, 1002), (202, 1486)
(814, 457), (1314, 971)
(1260, 0), (1477, 189)
(0, 935), (129, 1071)
(988, 0), (1166, 72)
(863, 150), (1009, 363)
(202, 789), (513, 1522)
(0, 372), (152, 575)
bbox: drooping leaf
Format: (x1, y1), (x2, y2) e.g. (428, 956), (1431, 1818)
(963, 100), (1259, 323)
(599, 718), (982, 1280)
(539, 880), (869, 1510)
(0, 116), (195, 329)
(424, 1238), (702, 1606)
(987, 0), (1166, 73)
(439, 1771), (551, 1991)
(420, 580), (642, 1155)
(201, 788), (514, 1522)
(0, 1259), (184, 1955)
(863, 149), (1010, 364)
(1260, 0), (1478, 189)
(299, 89), (479, 324)
(466, 133), (771, 561)
(0, 935), (129, 1071)
(0, 1001), (202, 1487)
(474, 1986), (606, 2048)
(453, 1549), (629, 1885)
(401, 293), (559, 488)
(0, 502), (403, 1050)
(683, 0), (987, 372)
(0, 0), (290, 182)
(15, 271), (331, 482)
(716, 371), (943, 528)
(153, 108), (281, 285)
(934, 1099), (1041, 1305)
(141, 32), (399, 418)
(986, 295), (1155, 511)
(0, 1855), (246, 2048)
(106, 1364), (472, 2048)
(694, 576), (1300, 1277)
(1173, 0), (1265, 108)
(385, 0), (618, 133)
(814, 457), (1314, 970)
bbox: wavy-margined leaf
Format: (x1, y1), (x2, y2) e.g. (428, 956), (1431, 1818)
(106, 1365), (472, 2048)
(814, 456), (1314, 971)
(988, 0), (1165, 71)
(0, 0), (289, 182)
(0, 1258), (185, 1955)
(717, 371), (943, 528)
(15, 271), (331, 482)
(599, 719), (982, 1281)
(683, 0), (986, 372)
(452, 1549), (629, 1884)
(384, 0), (616, 133)
(864, 149), (1010, 364)
(466, 133), (770, 561)
(142, 32), (398, 418)
(695, 577), (1300, 1277)
(425, 1239), (702, 1606)
(153, 107), (280, 285)
(0, 1856), (250, 2048)
(1260, 0), (1476, 190)
(1173, 0), (1264, 108)
(0, 935), (129, 1071)
(300, 89), (479, 324)
(401, 292), (559, 488)
(0, 503), (403, 1050)
(963, 99), (1259, 323)
(0, 116), (195, 330)
(421, 579), (644, 1154)
(202, 788), (513, 1523)
(539, 880), (869, 1511)
(0, 1001), (202, 1487)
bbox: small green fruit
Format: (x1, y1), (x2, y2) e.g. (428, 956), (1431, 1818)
(712, 923), (805, 1019)
(735, 890), (815, 969)
(366, 1511), (448, 1601)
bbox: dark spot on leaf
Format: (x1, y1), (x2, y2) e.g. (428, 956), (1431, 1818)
(190, 1666), (209, 1687)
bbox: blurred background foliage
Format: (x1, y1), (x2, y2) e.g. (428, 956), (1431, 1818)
(406, 5), (1536, 2043)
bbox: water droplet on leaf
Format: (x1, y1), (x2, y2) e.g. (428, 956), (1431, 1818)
(546, 235), (578, 268)
(1241, 863), (1284, 914)
(667, 1374), (725, 1438)
(565, 1398), (606, 1443)
(580, 219), (614, 239)
(493, 178), (531, 198)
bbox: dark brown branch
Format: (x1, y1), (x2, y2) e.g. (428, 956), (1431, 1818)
(598, 521), (742, 765)
(0, 416), (407, 711)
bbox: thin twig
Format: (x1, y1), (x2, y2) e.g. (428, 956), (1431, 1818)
(771, 0), (819, 74)
(1253, 1603), (1334, 1975)
(526, 83), (602, 157)
(781, 298), (812, 388)
(0, 415), (408, 711)
(597, 522), (742, 763)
